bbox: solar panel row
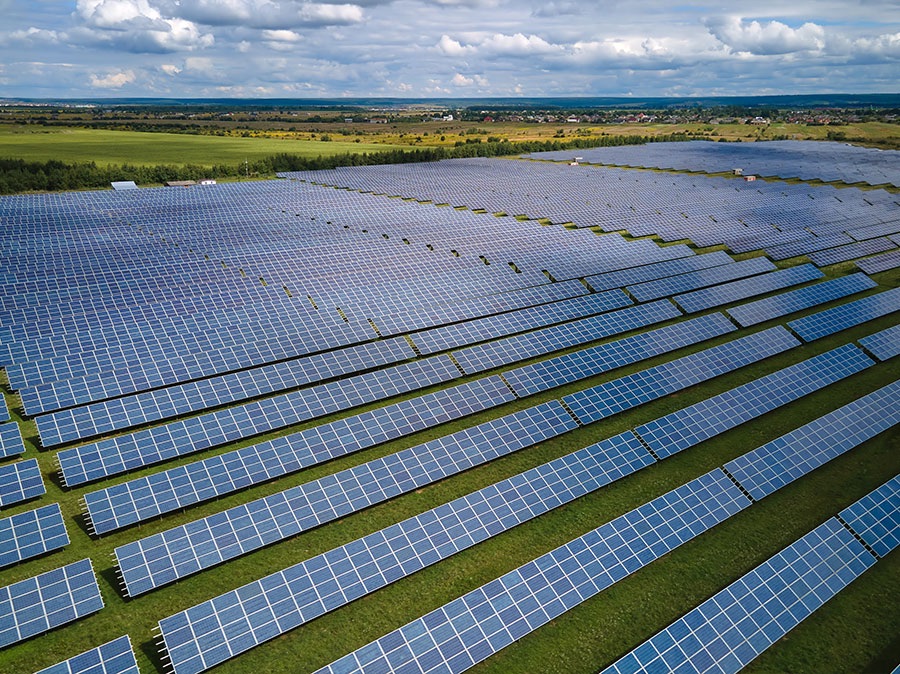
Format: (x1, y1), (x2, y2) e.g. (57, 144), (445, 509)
(584, 251), (733, 292)
(35, 635), (139, 674)
(0, 423), (25, 460)
(838, 474), (900, 558)
(0, 503), (69, 568)
(0, 459), (45, 507)
(859, 323), (900, 361)
(787, 286), (900, 341)
(857, 248), (900, 274)
(626, 257), (776, 302)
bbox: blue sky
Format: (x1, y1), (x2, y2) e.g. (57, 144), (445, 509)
(1, 0), (898, 99)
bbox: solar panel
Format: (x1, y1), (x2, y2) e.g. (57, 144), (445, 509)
(0, 459), (46, 507)
(838, 475), (900, 557)
(859, 323), (900, 361)
(118, 400), (580, 596)
(0, 558), (104, 648)
(626, 257), (776, 302)
(563, 326), (800, 425)
(502, 312), (736, 397)
(636, 343), (874, 459)
(0, 422), (25, 460)
(600, 518), (876, 674)
(314, 470), (751, 674)
(584, 251), (733, 292)
(673, 264), (823, 313)
(857, 249), (900, 274)
(724, 380), (900, 500)
(809, 237), (896, 266)
(787, 287), (900, 341)
(453, 299), (682, 375)
(0, 396), (8, 422)
(155, 433), (654, 672)
(726, 273), (877, 327)
(0, 503), (69, 568)
(83, 375), (515, 535)
(35, 635), (139, 674)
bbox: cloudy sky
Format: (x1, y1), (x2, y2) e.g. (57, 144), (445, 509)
(1, 0), (899, 99)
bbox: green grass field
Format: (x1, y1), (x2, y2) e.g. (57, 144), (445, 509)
(0, 126), (407, 167)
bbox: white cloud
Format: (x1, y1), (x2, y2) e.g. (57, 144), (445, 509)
(706, 16), (826, 55)
(8, 27), (60, 43)
(160, 0), (364, 30)
(89, 69), (136, 88)
(74, 0), (213, 52)
(480, 32), (561, 55)
(451, 72), (473, 86)
(160, 63), (181, 75)
(436, 34), (475, 56)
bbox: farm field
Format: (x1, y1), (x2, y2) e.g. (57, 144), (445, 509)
(0, 152), (897, 674)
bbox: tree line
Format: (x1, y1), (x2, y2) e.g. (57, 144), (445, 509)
(0, 133), (689, 195)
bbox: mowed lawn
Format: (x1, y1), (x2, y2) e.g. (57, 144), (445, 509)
(0, 126), (407, 167)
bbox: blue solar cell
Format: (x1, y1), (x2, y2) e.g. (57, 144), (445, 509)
(627, 257), (776, 302)
(0, 559), (104, 648)
(0, 459), (45, 507)
(788, 287), (900, 341)
(0, 503), (69, 568)
(857, 249), (900, 274)
(809, 237), (896, 266)
(584, 251), (733, 292)
(724, 380), (900, 500)
(502, 312), (736, 398)
(563, 326), (800, 425)
(83, 376), (514, 535)
(119, 401), (581, 596)
(726, 273), (878, 327)
(156, 433), (653, 672)
(314, 470), (750, 674)
(600, 518), (875, 674)
(635, 344), (874, 459)
(36, 635), (139, 674)
(839, 475), (900, 558)
(0, 422), (25, 460)
(673, 264), (823, 313)
(859, 323), (900, 361)
(0, 397), (8, 422)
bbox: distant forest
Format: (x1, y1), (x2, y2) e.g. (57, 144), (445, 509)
(0, 133), (688, 194)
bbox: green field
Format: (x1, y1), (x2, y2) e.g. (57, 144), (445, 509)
(0, 126), (407, 167)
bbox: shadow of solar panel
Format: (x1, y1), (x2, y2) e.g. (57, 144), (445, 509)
(314, 470), (751, 674)
(859, 323), (900, 361)
(627, 257), (776, 302)
(83, 376), (515, 535)
(584, 251), (733, 292)
(726, 273), (877, 327)
(636, 344), (874, 459)
(502, 312), (735, 398)
(787, 287), (900, 341)
(411, 289), (632, 356)
(119, 400), (580, 596)
(839, 475), (900, 557)
(600, 518), (876, 674)
(564, 326), (799, 425)
(0, 503), (69, 568)
(454, 299), (682, 376)
(724, 380), (900, 501)
(673, 264), (823, 313)
(36, 635), (139, 674)
(0, 459), (45, 507)
(0, 423), (25, 460)
(0, 559), (103, 648)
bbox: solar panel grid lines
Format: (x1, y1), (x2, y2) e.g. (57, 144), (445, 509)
(859, 323), (900, 361)
(37, 337), (418, 446)
(726, 273), (878, 328)
(35, 635), (140, 674)
(119, 399), (581, 598)
(672, 263), (825, 314)
(0, 423), (26, 460)
(563, 325), (801, 426)
(582, 250), (734, 292)
(0, 459), (46, 507)
(153, 431), (653, 671)
(847, 219), (900, 241)
(787, 286), (900, 342)
(724, 380), (900, 501)
(0, 558), (104, 649)
(764, 233), (855, 260)
(453, 299), (683, 377)
(857, 248), (900, 274)
(501, 311), (737, 398)
(82, 375), (515, 535)
(839, 474), (900, 558)
(57, 353), (462, 487)
(626, 256), (778, 303)
(808, 237), (897, 267)
(313, 469), (752, 674)
(636, 343), (875, 460)
(409, 289), (633, 356)
(0, 503), (69, 568)
(599, 518), (877, 674)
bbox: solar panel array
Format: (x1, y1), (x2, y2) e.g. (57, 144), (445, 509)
(787, 287), (900, 341)
(0, 459), (46, 507)
(35, 635), (139, 674)
(0, 422), (25, 460)
(838, 475), (900, 558)
(0, 559), (103, 648)
(859, 323), (900, 361)
(857, 248), (900, 274)
(0, 503), (69, 568)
